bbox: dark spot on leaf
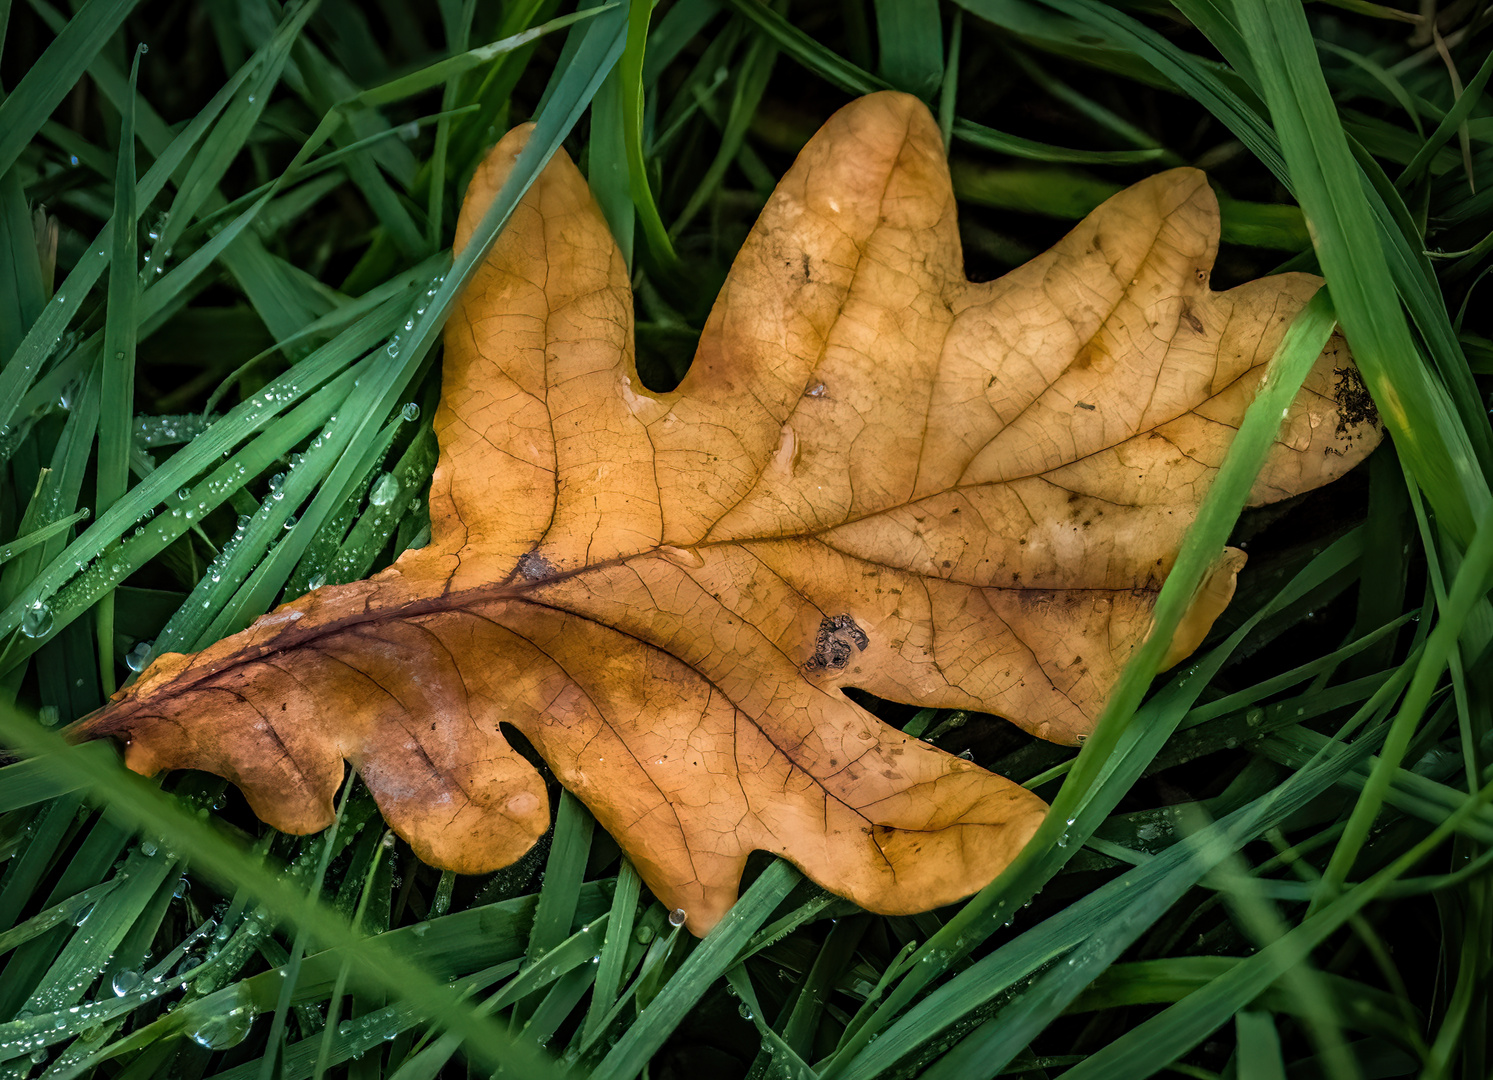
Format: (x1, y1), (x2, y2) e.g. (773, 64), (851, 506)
(516, 551), (557, 582)
(805, 614), (870, 672)
(1333, 365), (1379, 433)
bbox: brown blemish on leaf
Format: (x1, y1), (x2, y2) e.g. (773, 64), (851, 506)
(805, 614), (871, 672)
(1333, 364), (1379, 434)
(72, 92), (1381, 936)
(515, 551), (558, 582)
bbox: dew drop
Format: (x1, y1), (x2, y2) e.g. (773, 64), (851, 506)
(400, 402), (420, 422)
(112, 969), (142, 996)
(188, 1004), (256, 1050)
(125, 641), (153, 672)
(668, 908), (687, 928)
(369, 472), (398, 507)
(21, 602), (53, 638)
(737, 1002), (753, 1020)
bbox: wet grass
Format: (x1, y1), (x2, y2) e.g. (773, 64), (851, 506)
(1, 1), (1491, 1078)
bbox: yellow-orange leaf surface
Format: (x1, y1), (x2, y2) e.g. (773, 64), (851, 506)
(76, 93), (1380, 933)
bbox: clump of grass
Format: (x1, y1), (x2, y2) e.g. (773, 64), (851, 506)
(1, 2), (1490, 1078)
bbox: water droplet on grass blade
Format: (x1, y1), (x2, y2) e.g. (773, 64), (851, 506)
(21, 603), (53, 638)
(369, 472), (398, 507)
(125, 641), (153, 672)
(188, 1004), (256, 1050)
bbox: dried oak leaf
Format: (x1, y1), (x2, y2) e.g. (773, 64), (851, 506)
(76, 92), (1380, 933)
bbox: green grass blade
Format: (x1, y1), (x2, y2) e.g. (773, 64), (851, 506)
(827, 291), (1343, 1076)
(1236, 1010), (1293, 1080)
(0, 22), (258, 441)
(671, 28), (778, 234)
(0, 0), (141, 177)
(937, 9), (962, 149)
(590, 861), (801, 1080)
(352, 7), (607, 110)
(620, 0), (678, 266)
(727, 0), (1162, 164)
(524, 791), (596, 977)
(589, 63), (636, 265)
(580, 860), (641, 1045)
(94, 46), (145, 696)
(831, 629), (1400, 1079)
(195, 0), (626, 644)
(873, 0), (943, 99)
(1395, 47), (1493, 191)
(0, 709), (565, 1080)
(1057, 775), (1493, 1079)
(148, 0), (322, 263)
(1313, 496), (1493, 903)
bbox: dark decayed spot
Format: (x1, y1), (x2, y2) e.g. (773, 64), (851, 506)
(516, 551), (558, 582)
(806, 614), (870, 672)
(1333, 365), (1379, 434)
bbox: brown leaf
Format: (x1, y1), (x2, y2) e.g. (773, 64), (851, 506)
(75, 93), (1380, 934)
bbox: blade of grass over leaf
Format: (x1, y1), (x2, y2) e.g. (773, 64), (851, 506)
(0, 707), (565, 1079)
(94, 45), (144, 697)
(826, 290), (1343, 1079)
(1046, 0), (1493, 487)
